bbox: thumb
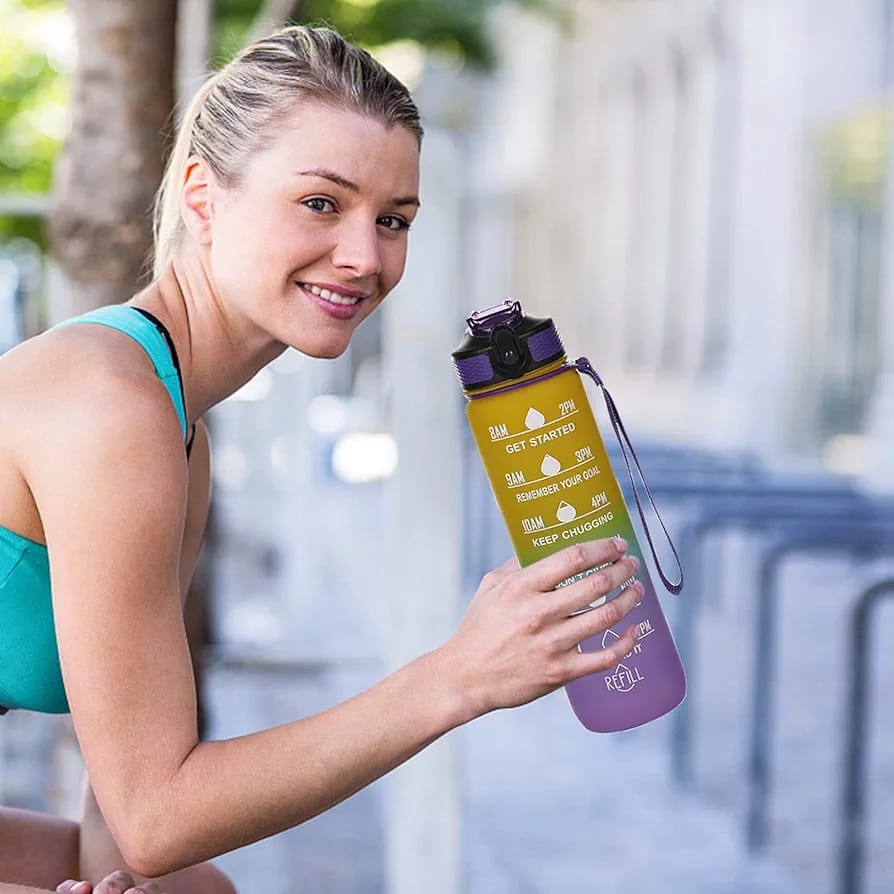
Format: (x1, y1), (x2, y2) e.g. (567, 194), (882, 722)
(57, 882), (93, 894)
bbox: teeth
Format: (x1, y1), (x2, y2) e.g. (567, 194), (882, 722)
(303, 283), (360, 306)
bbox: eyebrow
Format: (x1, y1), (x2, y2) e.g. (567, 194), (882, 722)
(297, 168), (421, 207)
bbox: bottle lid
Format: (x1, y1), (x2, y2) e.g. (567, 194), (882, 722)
(451, 300), (565, 390)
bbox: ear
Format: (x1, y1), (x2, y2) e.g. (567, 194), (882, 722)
(180, 156), (217, 246)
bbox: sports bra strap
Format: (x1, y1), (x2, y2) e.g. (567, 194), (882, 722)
(56, 305), (190, 444)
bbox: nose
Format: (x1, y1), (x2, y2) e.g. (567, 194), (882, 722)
(331, 219), (382, 279)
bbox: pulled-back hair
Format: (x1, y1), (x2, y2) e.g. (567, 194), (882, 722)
(152, 25), (423, 277)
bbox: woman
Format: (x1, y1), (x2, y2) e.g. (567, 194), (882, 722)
(0, 25), (642, 894)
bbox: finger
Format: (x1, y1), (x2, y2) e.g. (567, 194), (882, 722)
(480, 555), (520, 589)
(524, 537), (627, 591)
(558, 580), (643, 650)
(57, 882), (91, 894)
(549, 555), (640, 618)
(95, 872), (136, 894)
(126, 884), (163, 894)
(573, 622), (641, 677)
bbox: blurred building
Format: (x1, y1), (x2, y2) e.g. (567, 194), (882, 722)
(450, 0), (894, 488)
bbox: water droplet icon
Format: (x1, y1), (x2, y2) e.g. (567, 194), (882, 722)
(541, 454), (561, 476)
(556, 501), (577, 523)
(525, 407), (545, 429)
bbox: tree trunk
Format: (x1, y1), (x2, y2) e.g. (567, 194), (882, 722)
(49, 0), (177, 314)
(48, 0), (216, 741)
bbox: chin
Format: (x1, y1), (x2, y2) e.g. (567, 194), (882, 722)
(293, 337), (351, 360)
(315, 344), (349, 360)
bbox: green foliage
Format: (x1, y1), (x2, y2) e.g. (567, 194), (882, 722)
(819, 106), (891, 210)
(212, 0), (565, 69)
(299, 0), (495, 67)
(0, 0), (70, 246)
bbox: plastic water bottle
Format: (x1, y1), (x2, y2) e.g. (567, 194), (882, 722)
(452, 300), (686, 732)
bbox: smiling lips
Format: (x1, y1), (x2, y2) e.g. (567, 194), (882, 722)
(300, 281), (369, 306)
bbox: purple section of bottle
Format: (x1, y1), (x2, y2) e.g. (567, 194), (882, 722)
(453, 324), (564, 389)
(564, 568), (686, 733)
(453, 353), (495, 389)
(527, 327), (564, 361)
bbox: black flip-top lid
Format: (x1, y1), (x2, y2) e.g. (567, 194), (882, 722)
(452, 300), (566, 390)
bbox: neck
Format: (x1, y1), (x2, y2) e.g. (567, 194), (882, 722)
(128, 250), (288, 421)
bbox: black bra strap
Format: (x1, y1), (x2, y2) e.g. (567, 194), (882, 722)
(131, 307), (195, 458)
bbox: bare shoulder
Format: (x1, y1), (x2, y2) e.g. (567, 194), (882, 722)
(6, 321), (188, 483)
(0, 320), (189, 543)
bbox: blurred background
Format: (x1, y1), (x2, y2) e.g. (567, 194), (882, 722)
(1, 0), (894, 892)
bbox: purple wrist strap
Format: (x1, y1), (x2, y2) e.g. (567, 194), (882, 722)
(573, 357), (684, 595)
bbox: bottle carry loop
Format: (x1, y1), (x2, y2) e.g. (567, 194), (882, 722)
(573, 357), (684, 595)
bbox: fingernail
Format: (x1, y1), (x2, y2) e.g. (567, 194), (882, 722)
(634, 580), (644, 596)
(630, 556), (640, 571)
(614, 537), (627, 554)
(73, 883), (91, 894)
(631, 623), (641, 640)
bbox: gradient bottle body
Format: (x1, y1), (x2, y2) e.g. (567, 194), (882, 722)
(454, 303), (686, 733)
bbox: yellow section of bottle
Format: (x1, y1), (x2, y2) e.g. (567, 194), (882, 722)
(466, 365), (632, 567)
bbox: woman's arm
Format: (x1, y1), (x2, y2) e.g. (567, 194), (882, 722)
(79, 787), (234, 894)
(27, 373), (639, 878)
(77, 420), (233, 894)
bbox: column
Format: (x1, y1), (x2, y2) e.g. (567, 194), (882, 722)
(864, 120), (894, 491)
(662, 38), (716, 381)
(710, 0), (808, 452)
(382, 126), (463, 894)
(626, 49), (676, 373)
(699, 1), (739, 377)
(589, 77), (637, 373)
(176, 0), (212, 108)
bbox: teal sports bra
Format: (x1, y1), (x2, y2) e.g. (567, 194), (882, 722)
(0, 305), (194, 714)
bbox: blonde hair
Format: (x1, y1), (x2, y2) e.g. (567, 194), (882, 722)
(152, 25), (423, 277)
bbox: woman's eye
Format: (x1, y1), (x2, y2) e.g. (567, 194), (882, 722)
(303, 197), (336, 213)
(378, 215), (410, 233)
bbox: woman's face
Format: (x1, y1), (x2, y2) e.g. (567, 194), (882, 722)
(206, 102), (421, 359)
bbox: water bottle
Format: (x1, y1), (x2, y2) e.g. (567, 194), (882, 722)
(452, 300), (686, 732)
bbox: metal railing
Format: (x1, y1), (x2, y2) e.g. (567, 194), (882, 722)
(664, 488), (883, 786)
(745, 524), (894, 851)
(840, 576), (894, 894)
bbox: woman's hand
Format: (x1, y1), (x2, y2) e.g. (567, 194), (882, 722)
(56, 873), (162, 894)
(445, 536), (642, 720)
